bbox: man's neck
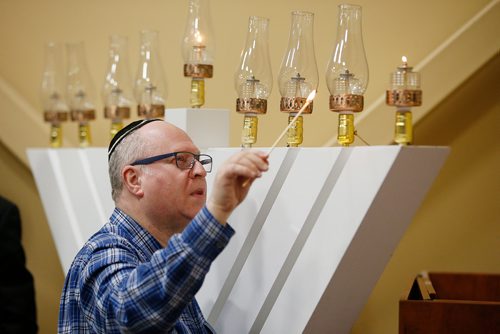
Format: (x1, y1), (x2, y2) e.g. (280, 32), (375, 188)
(116, 200), (189, 248)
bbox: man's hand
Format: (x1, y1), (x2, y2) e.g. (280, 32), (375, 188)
(206, 150), (269, 224)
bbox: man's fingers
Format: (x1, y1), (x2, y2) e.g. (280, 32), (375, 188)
(228, 163), (262, 180)
(232, 151), (269, 172)
(222, 151), (268, 188)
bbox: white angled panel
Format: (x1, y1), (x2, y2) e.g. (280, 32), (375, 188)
(260, 146), (449, 334)
(259, 146), (401, 333)
(199, 147), (294, 318)
(28, 146), (448, 332)
(212, 148), (341, 333)
(28, 149), (83, 273)
(84, 148), (114, 218)
(55, 149), (107, 242)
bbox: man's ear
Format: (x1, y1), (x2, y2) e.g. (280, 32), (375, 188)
(122, 166), (144, 197)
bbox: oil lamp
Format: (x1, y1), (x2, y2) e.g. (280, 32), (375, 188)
(235, 16), (272, 148)
(102, 35), (134, 138)
(41, 42), (69, 147)
(278, 11), (318, 147)
(134, 30), (167, 119)
(326, 4), (368, 146)
(182, 0), (215, 108)
(386, 56), (422, 145)
(66, 41), (96, 147)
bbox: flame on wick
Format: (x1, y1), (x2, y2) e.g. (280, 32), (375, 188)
(195, 31), (204, 45)
(306, 90), (317, 102)
(402, 56), (408, 64)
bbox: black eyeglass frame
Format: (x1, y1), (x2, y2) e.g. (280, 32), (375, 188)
(130, 151), (213, 173)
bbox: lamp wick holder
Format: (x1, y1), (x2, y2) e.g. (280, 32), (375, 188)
(43, 93), (68, 148)
(280, 98), (313, 147)
(280, 76), (314, 147)
(184, 62), (213, 108)
(104, 88), (131, 138)
(44, 111), (68, 148)
(329, 70), (365, 147)
(104, 105), (131, 138)
(386, 62), (422, 145)
(329, 94), (364, 147)
(69, 91), (95, 148)
(236, 76), (267, 148)
(236, 98), (267, 148)
(137, 84), (165, 119)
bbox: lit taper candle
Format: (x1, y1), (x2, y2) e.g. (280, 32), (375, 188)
(386, 56), (422, 145)
(182, 0), (215, 108)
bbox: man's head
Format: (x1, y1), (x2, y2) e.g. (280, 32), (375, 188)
(108, 120), (208, 235)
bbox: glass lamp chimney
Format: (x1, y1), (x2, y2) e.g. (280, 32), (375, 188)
(235, 16), (272, 148)
(386, 56), (422, 145)
(278, 11), (318, 147)
(134, 30), (167, 119)
(41, 42), (69, 147)
(66, 41), (96, 147)
(326, 4), (368, 146)
(182, 0), (215, 108)
(102, 35), (134, 138)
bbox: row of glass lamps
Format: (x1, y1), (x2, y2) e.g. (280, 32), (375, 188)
(41, 2), (421, 148)
(236, 5), (421, 148)
(42, 31), (168, 148)
(41, 0), (214, 147)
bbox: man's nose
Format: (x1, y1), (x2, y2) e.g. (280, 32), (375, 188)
(190, 159), (207, 177)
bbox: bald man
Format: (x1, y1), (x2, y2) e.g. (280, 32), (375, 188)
(59, 119), (268, 333)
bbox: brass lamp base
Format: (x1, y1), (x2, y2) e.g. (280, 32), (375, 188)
(387, 89), (421, 145)
(236, 98), (267, 114)
(138, 104), (165, 118)
(184, 64), (213, 78)
(241, 115), (258, 148)
(104, 106), (131, 119)
(44, 110), (68, 123)
(386, 89), (422, 107)
(70, 109), (96, 122)
(329, 94), (363, 112)
(329, 94), (364, 147)
(280, 97), (313, 114)
(286, 114), (303, 147)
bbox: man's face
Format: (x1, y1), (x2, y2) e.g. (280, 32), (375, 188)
(137, 122), (207, 232)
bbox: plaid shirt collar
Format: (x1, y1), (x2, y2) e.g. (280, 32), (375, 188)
(109, 207), (163, 258)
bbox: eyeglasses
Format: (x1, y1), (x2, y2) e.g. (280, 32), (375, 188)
(131, 151), (213, 173)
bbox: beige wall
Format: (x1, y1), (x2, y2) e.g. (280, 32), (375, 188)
(0, 0), (498, 333)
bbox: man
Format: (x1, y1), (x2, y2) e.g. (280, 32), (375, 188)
(58, 119), (269, 333)
(0, 196), (38, 333)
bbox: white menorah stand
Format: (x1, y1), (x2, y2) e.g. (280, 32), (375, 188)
(28, 109), (449, 334)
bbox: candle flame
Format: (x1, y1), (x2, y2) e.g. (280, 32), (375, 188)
(306, 90), (317, 102)
(195, 32), (204, 45)
(402, 56), (408, 64)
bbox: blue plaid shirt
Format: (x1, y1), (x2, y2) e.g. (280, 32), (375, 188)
(58, 206), (234, 333)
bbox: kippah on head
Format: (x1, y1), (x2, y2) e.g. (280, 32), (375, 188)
(108, 118), (163, 160)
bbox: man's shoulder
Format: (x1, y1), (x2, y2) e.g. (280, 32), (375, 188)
(70, 222), (135, 267)
(85, 208), (141, 250)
